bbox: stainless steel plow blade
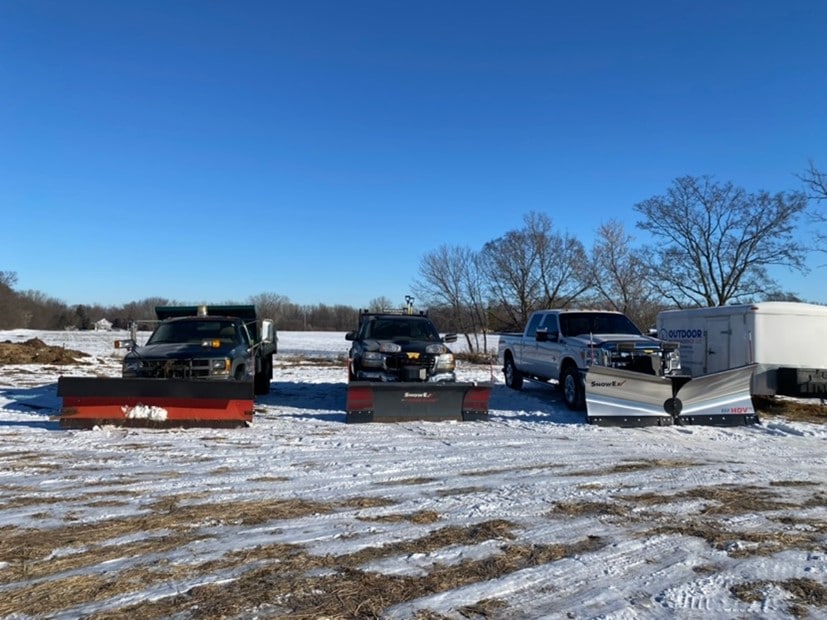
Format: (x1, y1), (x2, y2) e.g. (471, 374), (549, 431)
(585, 365), (758, 427)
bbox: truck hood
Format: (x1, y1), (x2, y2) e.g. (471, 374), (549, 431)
(125, 343), (239, 360)
(565, 333), (663, 349)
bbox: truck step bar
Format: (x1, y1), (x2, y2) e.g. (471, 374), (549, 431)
(58, 377), (255, 429)
(346, 381), (492, 423)
(585, 364), (758, 427)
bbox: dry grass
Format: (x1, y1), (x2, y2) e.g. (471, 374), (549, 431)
(731, 578), (827, 618)
(0, 482), (608, 620)
(753, 395), (827, 424)
(357, 509), (441, 524)
(569, 458), (702, 477)
(86, 524), (602, 620)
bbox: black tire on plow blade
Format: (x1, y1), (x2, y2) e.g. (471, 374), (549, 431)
(58, 377), (255, 429)
(346, 382), (492, 423)
(585, 364), (759, 427)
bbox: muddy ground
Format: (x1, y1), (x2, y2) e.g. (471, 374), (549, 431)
(0, 338), (89, 365)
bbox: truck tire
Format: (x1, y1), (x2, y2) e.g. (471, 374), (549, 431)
(562, 365), (584, 410)
(254, 356), (272, 395)
(504, 354), (523, 390)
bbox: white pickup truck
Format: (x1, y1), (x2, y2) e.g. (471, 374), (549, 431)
(498, 309), (682, 410)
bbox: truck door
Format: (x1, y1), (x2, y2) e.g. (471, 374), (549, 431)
(520, 312), (547, 377)
(705, 317), (731, 373)
(534, 313), (562, 380)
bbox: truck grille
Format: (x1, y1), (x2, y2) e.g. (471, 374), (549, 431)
(386, 354), (436, 373)
(605, 351), (661, 375)
(141, 359), (212, 379)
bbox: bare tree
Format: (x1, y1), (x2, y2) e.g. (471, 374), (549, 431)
(248, 292), (292, 324)
(368, 296), (395, 312)
(413, 245), (492, 355)
(586, 220), (663, 329)
(481, 212), (589, 329)
(634, 176), (808, 307)
(799, 160), (827, 251)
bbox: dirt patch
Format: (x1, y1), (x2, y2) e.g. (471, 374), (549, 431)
(0, 339), (89, 365)
(753, 395), (827, 424)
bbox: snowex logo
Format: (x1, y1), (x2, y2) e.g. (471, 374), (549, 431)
(402, 391), (437, 403)
(589, 380), (627, 388)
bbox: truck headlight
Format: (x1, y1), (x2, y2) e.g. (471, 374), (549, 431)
(379, 343), (402, 353)
(434, 353), (455, 371)
(362, 351), (385, 368)
(667, 349), (681, 372)
(425, 344), (448, 355)
(123, 360), (143, 373)
(210, 358), (231, 375)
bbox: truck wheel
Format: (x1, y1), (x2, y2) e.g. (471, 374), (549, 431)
(504, 355), (523, 390)
(562, 365), (584, 410)
(254, 357), (272, 395)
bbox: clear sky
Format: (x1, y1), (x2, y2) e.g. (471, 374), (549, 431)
(2, 1), (826, 309)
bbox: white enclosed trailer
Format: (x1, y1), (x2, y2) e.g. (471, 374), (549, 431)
(656, 302), (827, 396)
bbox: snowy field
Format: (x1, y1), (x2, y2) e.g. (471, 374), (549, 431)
(0, 329), (826, 619)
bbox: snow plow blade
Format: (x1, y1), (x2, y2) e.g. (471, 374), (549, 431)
(585, 365), (758, 427)
(346, 382), (492, 423)
(58, 377), (255, 429)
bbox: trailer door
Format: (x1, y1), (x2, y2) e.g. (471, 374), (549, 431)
(705, 317), (731, 373)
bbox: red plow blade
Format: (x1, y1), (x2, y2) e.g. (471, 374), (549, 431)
(58, 377), (255, 429)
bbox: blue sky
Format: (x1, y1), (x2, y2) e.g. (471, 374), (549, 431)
(2, 0), (826, 309)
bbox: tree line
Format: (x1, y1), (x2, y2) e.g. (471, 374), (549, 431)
(2, 171), (826, 339)
(413, 171), (827, 352)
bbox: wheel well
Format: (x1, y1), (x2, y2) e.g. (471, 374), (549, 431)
(559, 358), (579, 381)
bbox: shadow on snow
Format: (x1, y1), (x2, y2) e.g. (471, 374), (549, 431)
(0, 383), (62, 430)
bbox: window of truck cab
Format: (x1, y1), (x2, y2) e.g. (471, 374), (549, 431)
(524, 312), (546, 337)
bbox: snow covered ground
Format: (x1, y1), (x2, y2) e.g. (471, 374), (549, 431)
(0, 329), (825, 619)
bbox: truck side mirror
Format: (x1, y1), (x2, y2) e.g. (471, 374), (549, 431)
(443, 333), (458, 343)
(345, 331), (357, 341)
(260, 319), (275, 344)
(535, 329), (548, 342)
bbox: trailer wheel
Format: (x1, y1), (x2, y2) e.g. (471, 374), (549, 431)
(504, 354), (523, 390)
(562, 365), (584, 410)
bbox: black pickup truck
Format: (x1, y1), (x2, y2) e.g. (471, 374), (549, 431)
(346, 310), (458, 383)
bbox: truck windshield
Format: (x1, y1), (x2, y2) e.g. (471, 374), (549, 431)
(559, 313), (641, 337)
(148, 320), (235, 345)
(364, 318), (441, 341)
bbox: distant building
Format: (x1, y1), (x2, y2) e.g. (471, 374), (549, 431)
(94, 318), (113, 331)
